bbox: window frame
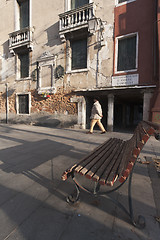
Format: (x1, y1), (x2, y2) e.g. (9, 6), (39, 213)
(15, 0), (32, 31)
(16, 51), (30, 80)
(37, 54), (56, 94)
(71, 38), (88, 71)
(115, 0), (136, 7)
(66, 37), (88, 73)
(18, 0), (29, 29)
(115, 32), (138, 74)
(65, 0), (92, 11)
(16, 92), (31, 115)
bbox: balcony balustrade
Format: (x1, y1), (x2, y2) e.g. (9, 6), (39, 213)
(59, 3), (95, 40)
(9, 27), (33, 53)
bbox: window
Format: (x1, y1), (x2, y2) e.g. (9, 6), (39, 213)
(37, 55), (56, 94)
(116, 0), (136, 5)
(118, 0), (126, 3)
(71, 0), (89, 9)
(18, 52), (29, 78)
(71, 38), (87, 70)
(18, 94), (29, 114)
(116, 34), (138, 72)
(18, 0), (29, 29)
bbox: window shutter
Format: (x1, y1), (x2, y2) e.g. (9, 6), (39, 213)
(20, 0), (29, 29)
(118, 0), (127, 3)
(19, 52), (29, 78)
(71, 0), (89, 9)
(19, 95), (29, 114)
(117, 35), (136, 71)
(71, 38), (87, 70)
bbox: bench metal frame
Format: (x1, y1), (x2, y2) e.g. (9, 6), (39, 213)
(67, 158), (146, 228)
(63, 121), (160, 229)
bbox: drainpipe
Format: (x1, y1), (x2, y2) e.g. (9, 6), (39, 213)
(5, 83), (8, 124)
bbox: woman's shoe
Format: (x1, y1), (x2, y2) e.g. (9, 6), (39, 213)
(101, 131), (106, 134)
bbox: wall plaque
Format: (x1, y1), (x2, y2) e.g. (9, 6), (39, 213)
(112, 74), (139, 87)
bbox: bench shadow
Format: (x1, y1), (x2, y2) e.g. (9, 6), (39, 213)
(0, 183), (115, 240)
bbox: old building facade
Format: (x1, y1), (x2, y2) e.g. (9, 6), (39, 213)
(0, 0), (160, 130)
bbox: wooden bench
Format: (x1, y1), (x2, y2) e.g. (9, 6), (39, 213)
(62, 121), (160, 228)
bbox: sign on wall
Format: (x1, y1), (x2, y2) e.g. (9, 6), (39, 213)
(112, 74), (139, 87)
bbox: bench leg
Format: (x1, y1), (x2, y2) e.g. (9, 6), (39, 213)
(66, 178), (80, 204)
(98, 170), (145, 228)
(65, 168), (145, 228)
(66, 173), (96, 204)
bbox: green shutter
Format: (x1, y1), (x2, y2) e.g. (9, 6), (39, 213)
(20, 0), (29, 29)
(19, 94), (29, 114)
(117, 35), (137, 71)
(19, 52), (29, 78)
(118, 0), (126, 3)
(71, 0), (89, 9)
(71, 38), (87, 70)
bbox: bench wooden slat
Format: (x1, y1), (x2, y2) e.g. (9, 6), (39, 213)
(106, 141), (127, 184)
(79, 138), (119, 176)
(136, 125), (142, 148)
(62, 139), (113, 181)
(91, 139), (123, 183)
(98, 141), (126, 185)
(85, 138), (122, 179)
(117, 141), (132, 177)
(136, 125), (145, 149)
(74, 138), (113, 173)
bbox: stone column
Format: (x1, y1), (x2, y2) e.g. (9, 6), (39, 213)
(143, 91), (153, 121)
(107, 94), (114, 131)
(70, 96), (86, 129)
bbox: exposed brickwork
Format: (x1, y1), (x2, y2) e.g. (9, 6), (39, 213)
(0, 88), (77, 117)
(31, 88), (77, 114)
(9, 95), (16, 113)
(0, 92), (5, 112)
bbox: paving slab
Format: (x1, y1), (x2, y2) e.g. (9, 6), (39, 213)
(0, 124), (159, 240)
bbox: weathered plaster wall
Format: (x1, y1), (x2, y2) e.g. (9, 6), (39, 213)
(0, 0), (114, 126)
(67, 0), (115, 90)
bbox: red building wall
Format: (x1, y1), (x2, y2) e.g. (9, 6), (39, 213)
(151, 0), (160, 123)
(114, 0), (156, 86)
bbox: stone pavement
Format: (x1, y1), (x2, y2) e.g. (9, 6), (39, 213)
(0, 123), (159, 240)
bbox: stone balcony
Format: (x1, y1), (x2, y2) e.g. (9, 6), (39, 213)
(59, 3), (96, 41)
(9, 27), (33, 54)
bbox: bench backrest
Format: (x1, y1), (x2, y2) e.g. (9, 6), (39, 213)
(62, 121), (160, 186)
(118, 121), (159, 184)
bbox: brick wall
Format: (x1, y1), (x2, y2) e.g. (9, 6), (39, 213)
(0, 92), (6, 113)
(31, 88), (77, 115)
(0, 88), (77, 126)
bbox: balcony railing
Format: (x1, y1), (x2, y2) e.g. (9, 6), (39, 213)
(59, 3), (95, 39)
(9, 27), (33, 52)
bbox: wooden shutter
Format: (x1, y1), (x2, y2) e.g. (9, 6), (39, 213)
(117, 35), (136, 71)
(118, 0), (126, 3)
(19, 52), (29, 78)
(71, 38), (87, 70)
(19, 94), (29, 114)
(20, 0), (29, 29)
(71, 0), (89, 9)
